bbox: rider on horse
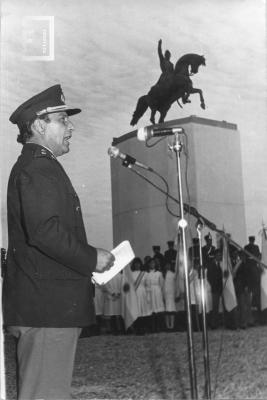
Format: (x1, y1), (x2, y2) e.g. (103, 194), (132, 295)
(155, 40), (190, 104)
(130, 40), (206, 126)
(157, 39), (174, 88)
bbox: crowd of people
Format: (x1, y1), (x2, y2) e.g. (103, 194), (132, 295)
(89, 234), (265, 337)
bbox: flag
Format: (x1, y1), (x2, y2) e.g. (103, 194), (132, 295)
(174, 229), (185, 311)
(260, 228), (267, 310)
(175, 230), (184, 292)
(120, 265), (139, 330)
(192, 271), (213, 314)
(221, 235), (237, 312)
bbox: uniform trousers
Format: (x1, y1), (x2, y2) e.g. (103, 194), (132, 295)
(8, 326), (81, 400)
(210, 292), (222, 328)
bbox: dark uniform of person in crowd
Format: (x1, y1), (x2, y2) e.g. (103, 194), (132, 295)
(152, 245), (165, 272)
(188, 237), (201, 271)
(3, 85), (114, 400)
(233, 251), (254, 328)
(164, 240), (177, 269)
(1, 248), (7, 278)
(244, 235), (262, 319)
(202, 233), (216, 269)
(207, 249), (223, 329)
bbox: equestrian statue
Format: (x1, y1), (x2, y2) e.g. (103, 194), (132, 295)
(130, 39), (206, 126)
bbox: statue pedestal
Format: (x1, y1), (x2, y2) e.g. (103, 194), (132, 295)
(110, 116), (246, 257)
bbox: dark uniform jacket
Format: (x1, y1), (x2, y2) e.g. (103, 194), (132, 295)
(164, 249), (177, 270)
(202, 244), (216, 268)
(233, 260), (254, 296)
(207, 260), (223, 294)
(164, 249), (177, 262)
(188, 244), (200, 269)
(3, 143), (97, 327)
(244, 243), (261, 288)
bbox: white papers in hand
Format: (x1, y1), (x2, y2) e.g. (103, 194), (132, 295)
(92, 240), (135, 285)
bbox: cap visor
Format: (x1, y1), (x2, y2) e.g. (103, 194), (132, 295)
(43, 107), (81, 116)
(66, 108), (81, 116)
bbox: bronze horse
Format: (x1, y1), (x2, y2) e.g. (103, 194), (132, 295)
(130, 53), (206, 126)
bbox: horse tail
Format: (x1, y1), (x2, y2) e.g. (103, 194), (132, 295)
(130, 95), (149, 126)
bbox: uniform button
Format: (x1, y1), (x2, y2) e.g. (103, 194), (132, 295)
(76, 206), (80, 212)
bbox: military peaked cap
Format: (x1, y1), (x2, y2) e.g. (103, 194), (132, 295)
(153, 246), (160, 251)
(204, 233), (212, 241)
(9, 84), (81, 127)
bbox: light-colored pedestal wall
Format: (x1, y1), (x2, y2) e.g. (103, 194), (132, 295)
(110, 116), (246, 259)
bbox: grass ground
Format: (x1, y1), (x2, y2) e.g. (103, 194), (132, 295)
(4, 325), (267, 400)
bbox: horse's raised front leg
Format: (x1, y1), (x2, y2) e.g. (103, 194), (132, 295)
(182, 92), (191, 104)
(189, 88), (205, 109)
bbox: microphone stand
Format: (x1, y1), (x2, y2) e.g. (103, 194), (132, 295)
(170, 133), (198, 400)
(118, 144), (198, 398)
(196, 221), (211, 399)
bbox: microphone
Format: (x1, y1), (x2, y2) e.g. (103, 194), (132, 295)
(137, 126), (184, 141)
(108, 146), (153, 171)
(196, 218), (204, 231)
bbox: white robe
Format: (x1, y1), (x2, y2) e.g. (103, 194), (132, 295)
(103, 273), (122, 316)
(144, 270), (165, 313)
(164, 270), (177, 312)
(132, 270), (152, 317)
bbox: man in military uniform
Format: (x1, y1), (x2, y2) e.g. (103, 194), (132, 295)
(164, 240), (177, 268)
(202, 233), (216, 269)
(244, 235), (262, 321)
(188, 237), (201, 270)
(152, 245), (165, 272)
(3, 85), (114, 400)
(206, 249), (223, 329)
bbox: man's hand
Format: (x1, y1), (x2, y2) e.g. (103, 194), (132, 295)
(95, 248), (115, 273)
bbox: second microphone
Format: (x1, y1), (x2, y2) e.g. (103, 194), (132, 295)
(108, 146), (153, 171)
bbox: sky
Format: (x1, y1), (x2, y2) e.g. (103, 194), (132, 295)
(0, 0), (266, 250)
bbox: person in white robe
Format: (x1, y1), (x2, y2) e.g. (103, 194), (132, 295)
(144, 258), (165, 332)
(163, 261), (177, 330)
(103, 273), (123, 334)
(121, 264), (139, 332)
(131, 257), (152, 334)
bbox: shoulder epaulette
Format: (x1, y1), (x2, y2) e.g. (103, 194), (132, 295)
(33, 147), (56, 160)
